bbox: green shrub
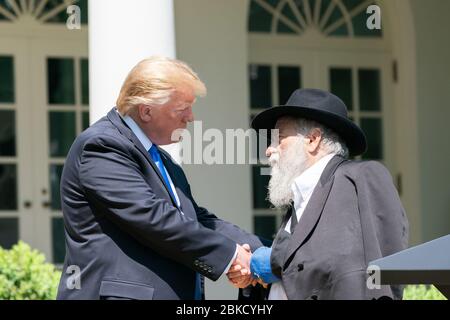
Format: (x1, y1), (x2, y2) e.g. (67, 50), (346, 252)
(403, 285), (447, 300)
(0, 241), (61, 300)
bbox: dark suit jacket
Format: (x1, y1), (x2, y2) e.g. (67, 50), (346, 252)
(270, 155), (409, 300)
(57, 108), (262, 300)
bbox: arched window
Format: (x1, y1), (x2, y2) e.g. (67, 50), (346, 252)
(0, 0), (87, 24)
(249, 0), (393, 239)
(249, 0), (382, 37)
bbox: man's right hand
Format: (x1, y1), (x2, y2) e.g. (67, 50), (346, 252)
(226, 244), (254, 288)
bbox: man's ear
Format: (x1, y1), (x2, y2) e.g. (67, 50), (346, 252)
(305, 128), (322, 154)
(137, 104), (152, 122)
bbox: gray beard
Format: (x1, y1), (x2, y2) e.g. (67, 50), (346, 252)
(267, 139), (309, 209)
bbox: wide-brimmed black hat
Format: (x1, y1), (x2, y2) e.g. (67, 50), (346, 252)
(251, 88), (367, 156)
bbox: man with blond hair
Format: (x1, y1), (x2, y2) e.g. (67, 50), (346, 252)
(57, 56), (262, 300)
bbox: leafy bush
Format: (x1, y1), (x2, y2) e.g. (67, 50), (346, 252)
(0, 241), (61, 300)
(403, 285), (447, 300)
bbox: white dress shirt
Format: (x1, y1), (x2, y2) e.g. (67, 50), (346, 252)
(269, 153), (336, 300)
(122, 115), (182, 207)
(121, 114), (237, 276)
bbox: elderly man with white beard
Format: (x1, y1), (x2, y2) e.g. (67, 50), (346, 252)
(227, 88), (409, 300)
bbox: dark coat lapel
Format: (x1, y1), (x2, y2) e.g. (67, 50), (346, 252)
(283, 155), (346, 269)
(106, 108), (178, 207)
(158, 150), (198, 220)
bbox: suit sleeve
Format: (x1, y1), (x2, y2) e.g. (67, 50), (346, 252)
(189, 189), (263, 252)
(162, 153), (263, 252)
(356, 161), (409, 260)
(78, 136), (236, 281)
(354, 161), (409, 299)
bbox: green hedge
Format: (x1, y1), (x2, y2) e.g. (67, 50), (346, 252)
(0, 241), (61, 300)
(403, 285), (447, 300)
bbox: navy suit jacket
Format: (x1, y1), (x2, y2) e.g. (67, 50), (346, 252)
(56, 108), (262, 300)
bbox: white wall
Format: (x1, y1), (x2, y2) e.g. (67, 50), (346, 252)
(174, 0), (252, 299)
(411, 0), (450, 241)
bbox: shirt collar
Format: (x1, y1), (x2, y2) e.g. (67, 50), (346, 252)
(122, 114), (153, 151)
(291, 153), (336, 208)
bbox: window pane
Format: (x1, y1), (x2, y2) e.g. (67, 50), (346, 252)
(330, 68), (353, 110)
(50, 165), (64, 211)
(249, 65), (272, 109)
(324, 6), (344, 31)
(277, 3), (300, 34)
(79, 0), (89, 24)
(361, 118), (383, 160)
(278, 66), (301, 105)
(0, 165), (17, 210)
(49, 111), (76, 157)
(252, 165), (272, 209)
(0, 218), (18, 249)
(282, 1), (301, 25)
(342, 0), (365, 12)
(82, 111), (90, 130)
(43, 0), (70, 23)
(254, 215), (276, 241)
(319, 0), (332, 18)
(0, 1), (13, 21)
(47, 58), (75, 105)
(52, 217), (66, 264)
(0, 56), (14, 103)
(0, 110), (16, 156)
(359, 69), (381, 111)
(277, 20), (297, 34)
(248, 0), (273, 32)
(81, 58), (89, 105)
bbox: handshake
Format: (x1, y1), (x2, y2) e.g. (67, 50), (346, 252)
(226, 244), (280, 289)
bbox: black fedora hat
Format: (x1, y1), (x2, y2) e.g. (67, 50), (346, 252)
(251, 88), (367, 157)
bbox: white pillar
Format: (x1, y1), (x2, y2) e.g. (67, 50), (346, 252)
(89, 0), (179, 159)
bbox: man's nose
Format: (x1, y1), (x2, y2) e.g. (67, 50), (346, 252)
(185, 108), (194, 122)
(266, 146), (276, 157)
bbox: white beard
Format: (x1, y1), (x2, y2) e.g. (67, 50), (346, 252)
(267, 138), (309, 209)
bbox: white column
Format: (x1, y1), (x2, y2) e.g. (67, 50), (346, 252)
(89, 0), (179, 158)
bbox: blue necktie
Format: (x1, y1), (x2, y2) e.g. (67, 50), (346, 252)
(148, 144), (177, 204)
(148, 144), (202, 300)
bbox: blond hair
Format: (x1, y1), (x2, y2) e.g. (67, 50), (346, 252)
(116, 56), (207, 115)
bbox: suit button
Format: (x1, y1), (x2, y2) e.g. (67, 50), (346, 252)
(297, 263), (304, 272)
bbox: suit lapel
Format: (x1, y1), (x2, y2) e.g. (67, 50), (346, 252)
(106, 108), (178, 207)
(159, 151), (199, 220)
(283, 155), (346, 269)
